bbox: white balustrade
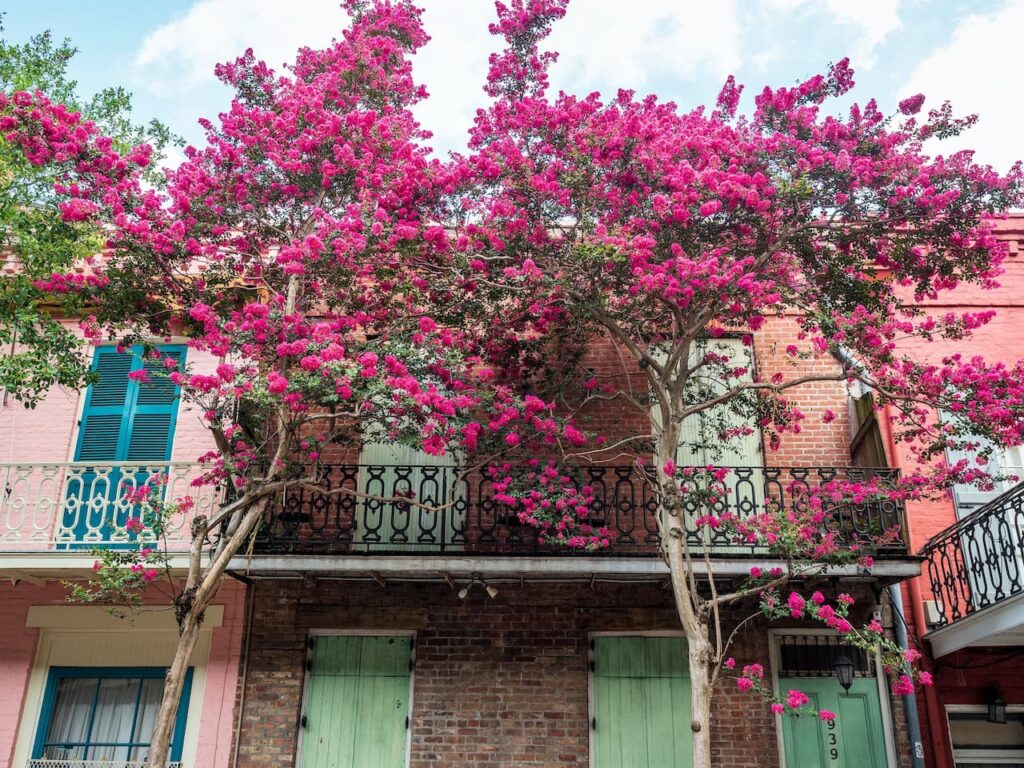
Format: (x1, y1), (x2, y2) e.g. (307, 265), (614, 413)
(0, 462), (219, 551)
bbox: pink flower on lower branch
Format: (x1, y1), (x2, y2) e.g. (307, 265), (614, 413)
(786, 690), (809, 709)
(819, 710), (836, 721)
(736, 677), (754, 691)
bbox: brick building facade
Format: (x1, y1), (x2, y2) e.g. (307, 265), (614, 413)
(891, 215), (1024, 768)
(0, 261), (944, 767)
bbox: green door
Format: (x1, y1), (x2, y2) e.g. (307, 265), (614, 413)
(592, 636), (691, 768)
(356, 433), (463, 551)
(299, 635), (411, 768)
(779, 677), (888, 768)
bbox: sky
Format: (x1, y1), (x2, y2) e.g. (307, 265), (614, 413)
(3, 0), (1022, 171)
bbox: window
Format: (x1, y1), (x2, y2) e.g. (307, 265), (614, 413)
(60, 345), (186, 545)
(940, 410), (1024, 517)
(949, 709), (1024, 766)
(32, 667), (193, 763)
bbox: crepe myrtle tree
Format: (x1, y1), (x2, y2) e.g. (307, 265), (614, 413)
(1, 3), (588, 763)
(5, 0), (1024, 765)
(0, 18), (178, 404)
(428, 1), (1024, 765)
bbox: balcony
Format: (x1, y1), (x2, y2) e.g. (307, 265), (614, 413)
(0, 462), (913, 579)
(0, 462), (219, 551)
(922, 481), (1024, 655)
(26, 762), (181, 768)
(254, 463), (909, 557)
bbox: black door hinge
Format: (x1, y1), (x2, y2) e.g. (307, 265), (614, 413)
(306, 660), (313, 671)
(308, 637), (315, 649)
(405, 716), (410, 729)
(300, 715), (308, 729)
(589, 660), (595, 672)
(591, 717), (597, 731)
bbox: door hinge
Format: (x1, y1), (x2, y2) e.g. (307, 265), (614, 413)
(308, 637), (315, 649)
(300, 715), (308, 729)
(306, 660), (313, 671)
(589, 660), (595, 672)
(409, 659), (414, 672)
(405, 716), (410, 729)
(591, 717), (597, 731)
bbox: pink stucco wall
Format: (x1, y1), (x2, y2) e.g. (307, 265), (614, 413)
(0, 579), (246, 768)
(0, 327), (220, 464)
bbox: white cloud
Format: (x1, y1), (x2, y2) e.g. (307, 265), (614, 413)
(134, 0), (344, 95)
(902, 1), (1024, 172)
(133, 0), (746, 154)
(760, 0), (901, 67)
(547, 0), (741, 91)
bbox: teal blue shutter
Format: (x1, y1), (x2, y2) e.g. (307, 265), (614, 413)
(74, 345), (185, 463)
(74, 348), (134, 462)
(126, 347), (185, 462)
(65, 346), (185, 545)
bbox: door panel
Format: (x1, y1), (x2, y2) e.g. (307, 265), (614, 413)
(779, 677), (887, 768)
(300, 635), (411, 768)
(355, 435), (463, 551)
(592, 636), (691, 768)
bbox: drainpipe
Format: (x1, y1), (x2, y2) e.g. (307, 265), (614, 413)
(888, 584), (926, 768)
(879, 402), (953, 768)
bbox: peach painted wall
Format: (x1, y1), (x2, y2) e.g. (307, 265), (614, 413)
(0, 579), (246, 768)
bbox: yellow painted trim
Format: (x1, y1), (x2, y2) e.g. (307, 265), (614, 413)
(26, 603), (224, 629)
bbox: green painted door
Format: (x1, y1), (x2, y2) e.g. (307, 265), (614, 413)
(779, 677), (888, 768)
(651, 339), (764, 551)
(356, 434), (463, 551)
(299, 635), (411, 768)
(592, 636), (691, 768)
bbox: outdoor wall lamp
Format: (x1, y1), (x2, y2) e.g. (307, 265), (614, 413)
(833, 654), (855, 692)
(458, 574), (498, 600)
(986, 685), (1007, 724)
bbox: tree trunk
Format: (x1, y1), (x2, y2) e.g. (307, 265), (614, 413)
(689, 637), (715, 768)
(146, 606), (203, 766)
(144, 497), (270, 765)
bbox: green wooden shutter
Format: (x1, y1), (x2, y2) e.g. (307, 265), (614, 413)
(779, 677), (888, 768)
(64, 346), (185, 544)
(592, 636), (691, 768)
(300, 635), (411, 768)
(126, 347), (185, 462)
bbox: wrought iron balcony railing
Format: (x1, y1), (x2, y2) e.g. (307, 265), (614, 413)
(922, 481), (1024, 628)
(255, 464), (908, 557)
(0, 462), (219, 551)
(26, 762), (182, 768)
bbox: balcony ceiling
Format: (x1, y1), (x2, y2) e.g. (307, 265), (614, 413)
(928, 592), (1024, 657)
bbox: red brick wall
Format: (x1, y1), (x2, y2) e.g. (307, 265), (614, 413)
(234, 580), (909, 768)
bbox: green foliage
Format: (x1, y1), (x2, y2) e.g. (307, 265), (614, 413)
(0, 17), (180, 406)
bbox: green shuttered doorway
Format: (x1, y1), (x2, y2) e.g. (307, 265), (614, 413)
(299, 635), (412, 768)
(592, 635), (692, 768)
(779, 677), (888, 768)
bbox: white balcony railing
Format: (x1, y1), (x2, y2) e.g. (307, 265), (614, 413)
(1, 462), (219, 551)
(27, 762), (182, 768)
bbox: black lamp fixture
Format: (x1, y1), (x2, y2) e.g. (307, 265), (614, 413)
(985, 684), (1007, 724)
(833, 654), (855, 692)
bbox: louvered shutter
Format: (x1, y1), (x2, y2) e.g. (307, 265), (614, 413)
(125, 347), (185, 462)
(74, 348), (135, 462)
(74, 346), (185, 463)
